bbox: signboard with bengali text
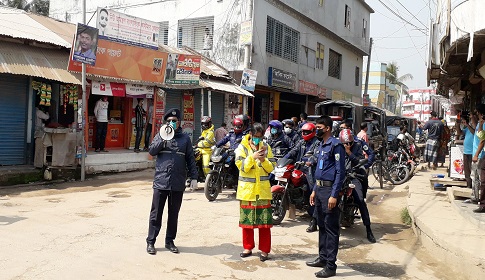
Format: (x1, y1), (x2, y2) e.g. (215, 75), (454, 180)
(165, 54), (201, 85)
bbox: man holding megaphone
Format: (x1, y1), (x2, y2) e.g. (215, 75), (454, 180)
(146, 108), (198, 255)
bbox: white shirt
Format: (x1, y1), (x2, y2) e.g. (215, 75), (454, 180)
(94, 99), (109, 122)
(35, 108), (49, 138)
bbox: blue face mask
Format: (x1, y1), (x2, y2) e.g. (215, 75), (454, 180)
(270, 128), (278, 135)
(252, 137), (261, 146)
(169, 120), (177, 130)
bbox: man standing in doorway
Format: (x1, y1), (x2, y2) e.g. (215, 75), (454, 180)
(144, 99), (154, 151)
(94, 96), (109, 152)
(134, 98), (146, 153)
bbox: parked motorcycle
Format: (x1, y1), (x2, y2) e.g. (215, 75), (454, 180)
(339, 158), (368, 227)
(270, 157), (309, 225)
(203, 146), (239, 201)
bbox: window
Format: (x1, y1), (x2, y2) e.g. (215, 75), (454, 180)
(300, 46), (316, 68)
(159, 21), (169, 46)
(355, 67), (360, 86)
(328, 49), (342, 79)
(266, 16), (300, 63)
(319, 0), (324, 7)
(316, 43), (324, 70)
(177, 16), (214, 50)
(345, 5), (351, 29)
(362, 19), (367, 38)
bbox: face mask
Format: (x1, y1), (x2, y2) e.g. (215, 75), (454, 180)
(284, 127), (292, 134)
(169, 120), (177, 130)
(252, 137), (261, 146)
(316, 128), (324, 138)
(270, 128), (278, 135)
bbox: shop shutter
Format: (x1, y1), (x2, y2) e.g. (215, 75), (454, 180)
(210, 92), (224, 129)
(0, 74), (28, 165)
(165, 90), (183, 110)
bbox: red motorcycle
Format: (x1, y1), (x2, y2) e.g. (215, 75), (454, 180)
(271, 157), (308, 225)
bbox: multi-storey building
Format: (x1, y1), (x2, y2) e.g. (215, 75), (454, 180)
(362, 62), (399, 111)
(50, 0), (373, 124)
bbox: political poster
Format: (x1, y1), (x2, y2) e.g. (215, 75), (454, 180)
(240, 68), (257, 91)
(72, 23), (99, 66)
(165, 54), (201, 85)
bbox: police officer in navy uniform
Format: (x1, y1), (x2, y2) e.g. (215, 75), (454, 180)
(146, 108), (198, 255)
(306, 116), (346, 278)
(338, 127), (377, 243)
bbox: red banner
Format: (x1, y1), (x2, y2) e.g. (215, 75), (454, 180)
(182, 92), (194, 140)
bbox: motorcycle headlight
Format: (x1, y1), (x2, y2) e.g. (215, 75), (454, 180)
(211, 155), (223, 163)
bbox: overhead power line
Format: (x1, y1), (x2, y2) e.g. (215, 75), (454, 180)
(376, 0), (428, 35)
(390, 0), (428, 29)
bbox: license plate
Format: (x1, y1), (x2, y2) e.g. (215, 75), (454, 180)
(275, 177), (287, 182)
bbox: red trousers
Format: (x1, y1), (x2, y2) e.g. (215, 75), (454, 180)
(242, 228), (271, 253)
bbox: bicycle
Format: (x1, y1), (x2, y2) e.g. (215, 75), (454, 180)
(371, 145), (410, 187)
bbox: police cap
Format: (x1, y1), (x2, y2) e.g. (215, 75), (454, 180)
(164, 108), (181, 121)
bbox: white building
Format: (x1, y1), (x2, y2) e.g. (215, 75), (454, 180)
(50, 0), (373, 123)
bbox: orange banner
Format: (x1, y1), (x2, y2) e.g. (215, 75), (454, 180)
(68, 39), (167, 83)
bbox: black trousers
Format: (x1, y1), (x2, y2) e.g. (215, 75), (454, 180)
(351, 178), (371, 226)
(314, 186), (340, 271)
(464, 154), (472, 189)
(145, 123), (152, 148)
(95, 122), (108, 150)
(146, 189), (184, 245)
(135, 127), (143, 150)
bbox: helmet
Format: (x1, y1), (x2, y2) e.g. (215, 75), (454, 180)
(397, 133), (405, 141)
(269, 120), (283, 135)
(282, 119), (295, 127)
(339, 129), (354, 144)
(201, 116), (212, 130)
(301, 123), (316, 141)
(232, 117), (244, 133)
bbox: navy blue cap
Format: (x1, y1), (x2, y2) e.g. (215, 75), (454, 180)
(164, 108), (181, 121)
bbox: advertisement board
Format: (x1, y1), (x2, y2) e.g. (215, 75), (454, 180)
(449, 145), (465, 179)
(68, 39), (167, 83)
(72, 23), (99, 66)
(239, 20), (252, 45)
(182, 92), (195, 141)
(96, 8), (160, 50)
(165, 54), (201, 85)
(241, 68), (257, 91)
(268, 67), (296, 91)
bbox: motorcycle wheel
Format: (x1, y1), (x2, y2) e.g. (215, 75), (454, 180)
(204, 173), (220, 201)
(371, 162), (384, 182)
(388, 165), (409, 185)
(271, 192), (286, 225)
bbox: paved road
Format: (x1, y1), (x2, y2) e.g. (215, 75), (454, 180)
(0, 170), (462, 279)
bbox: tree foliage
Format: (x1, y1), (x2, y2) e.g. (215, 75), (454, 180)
(386, 61), (413, 87)
(0, 0), (49, 16)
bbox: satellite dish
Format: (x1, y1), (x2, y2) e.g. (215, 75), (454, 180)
(159, 124), (174, 140)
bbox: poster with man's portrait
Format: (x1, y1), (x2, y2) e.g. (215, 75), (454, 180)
(72, 23), (99, 66)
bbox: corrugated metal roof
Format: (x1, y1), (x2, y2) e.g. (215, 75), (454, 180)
(28, 13), (76, 46)
(0, 6), (72, 48)
(0, 41), (81, 84)
(200, 79), (253, 97)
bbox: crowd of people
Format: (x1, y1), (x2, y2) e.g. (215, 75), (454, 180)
(145, 108), (382, 278)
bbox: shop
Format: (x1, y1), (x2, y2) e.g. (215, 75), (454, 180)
(88, 81), (156, 151)
(298, 80), (329, 115)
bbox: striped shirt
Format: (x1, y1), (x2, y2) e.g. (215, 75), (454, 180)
(135, 105), (146, 128)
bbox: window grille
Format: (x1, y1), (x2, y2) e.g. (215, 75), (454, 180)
(355, 66), (360, 86)
(300, 46), (316, 68)
(159, 21), (169, 46)
(316, 43), (324, 70)
(177, 16), (214, 50)
(266, 16), (299, 63)
(328, 49), (342, 79)
(345, 5), (351, 29)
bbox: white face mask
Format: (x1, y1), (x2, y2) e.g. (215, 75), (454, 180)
(284, 127), (292, 134)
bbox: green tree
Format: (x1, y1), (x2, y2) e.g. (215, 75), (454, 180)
(386, 61), (413, 86)
(0, 0), (49, 16)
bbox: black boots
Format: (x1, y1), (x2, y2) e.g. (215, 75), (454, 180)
(366, 225), (376, 243)
(146, 243), (156, 255)
(306, 217), (317, 232)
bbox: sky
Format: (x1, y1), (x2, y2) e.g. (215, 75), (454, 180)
(366, 0), (435, 90)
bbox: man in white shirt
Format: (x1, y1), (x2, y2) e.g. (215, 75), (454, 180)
(94, 96), (109, 152)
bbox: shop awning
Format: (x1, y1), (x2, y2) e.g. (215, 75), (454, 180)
(0, 42), (81, 85)
(200, 79), (253, 97)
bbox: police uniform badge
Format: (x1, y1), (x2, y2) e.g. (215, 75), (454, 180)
(335, 154), (340, 161)
(172, 111), (176, 115)
(363, 145), (368, 151)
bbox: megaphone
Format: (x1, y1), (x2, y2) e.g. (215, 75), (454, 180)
(159, 124), (175, 141)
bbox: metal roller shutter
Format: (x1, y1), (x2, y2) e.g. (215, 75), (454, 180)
(165, 90), (183, 110)
(0, 74), (28, 165)
(210, 92), (224, 129)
